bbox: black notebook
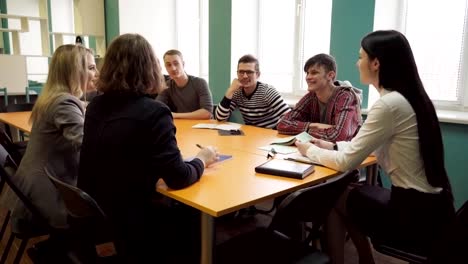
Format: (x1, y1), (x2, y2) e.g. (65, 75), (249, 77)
(255, 159), (315, 179)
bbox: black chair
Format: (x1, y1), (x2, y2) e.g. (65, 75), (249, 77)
(45, 167), (121, 263)
(372, 199), (468, 264)
(0, 144), (50, 264)
(215, 170), (359, 264)
(0, 142), (18, 247)
(0, 128), (27, 166)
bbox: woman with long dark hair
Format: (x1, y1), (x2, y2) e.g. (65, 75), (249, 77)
(296, 30), (455, 264)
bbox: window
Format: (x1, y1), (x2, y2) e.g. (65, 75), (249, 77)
(371, 0), (468, 111)
(119, 0), (209, 80)
(231, 0), (332, 97)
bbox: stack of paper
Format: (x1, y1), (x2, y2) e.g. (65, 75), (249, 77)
(192, 123), (242, 131)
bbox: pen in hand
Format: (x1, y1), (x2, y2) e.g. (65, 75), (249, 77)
(196, 144), (203, 149)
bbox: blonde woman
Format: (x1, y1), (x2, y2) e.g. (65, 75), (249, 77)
(11, 44), (96, 262)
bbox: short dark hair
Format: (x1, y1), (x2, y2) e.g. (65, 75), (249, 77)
(163, 49), (184, 61)
(303, 53), (337, 77)
(238, 54), (260, 72)
(98, 34), (165, 95)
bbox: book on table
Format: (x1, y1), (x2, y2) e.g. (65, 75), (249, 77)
(255, 158), (315, 179)
(192, 123), (241, 131)
(270, 131), (314, 146)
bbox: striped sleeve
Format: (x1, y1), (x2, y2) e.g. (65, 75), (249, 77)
(215, 96), (237, 121)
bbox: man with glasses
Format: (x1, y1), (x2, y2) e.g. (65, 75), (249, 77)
(157, 49), (213, 119)
(277, 53), (362, 142)
(215, 54), (290, 128)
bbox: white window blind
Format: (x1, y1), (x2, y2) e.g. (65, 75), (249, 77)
(371, 0), (468, 110)
(231, 0), (332, 97)
(119, 0), (208, 80)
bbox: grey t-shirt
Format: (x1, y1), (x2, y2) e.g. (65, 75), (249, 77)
(156, 75), (213, 114)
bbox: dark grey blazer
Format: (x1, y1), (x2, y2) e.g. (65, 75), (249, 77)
(11, 93), (84, 233)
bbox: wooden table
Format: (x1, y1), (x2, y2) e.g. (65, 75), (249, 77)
(0, 111), (32, 141)
(0, 113), (378, 264)
(160, 119), (377, 264)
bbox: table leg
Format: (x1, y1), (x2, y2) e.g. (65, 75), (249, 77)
(9, 126), (20, 142)
(366, 164), (378, 185)
(201, 212), (214, 264)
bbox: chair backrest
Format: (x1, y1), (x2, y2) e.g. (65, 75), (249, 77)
(0, 128), (26, 165)
(0, 144), (49, 230)
(45, 166), (107, 220)
(428, 199), (468, 263)
(0, 141), (16, 193)
(0, 87), (8, 106)
(0, 142), (14, 168)
(269, 169), (359, 234)
(25, 86), (43, 103)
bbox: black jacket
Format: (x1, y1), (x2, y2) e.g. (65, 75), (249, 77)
(78, 93), (204, 259)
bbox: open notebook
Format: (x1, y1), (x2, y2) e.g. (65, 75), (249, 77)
(283, 152), (322, 166)
(270, 131), (314, 146)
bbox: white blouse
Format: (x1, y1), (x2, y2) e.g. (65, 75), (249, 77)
(305, 89), (442, 193)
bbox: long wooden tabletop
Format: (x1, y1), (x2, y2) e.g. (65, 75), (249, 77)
(159, 119), (377, 217)
(0, 112), (378, 264)
(0, 111), (32, 133)
(0, 112), (377, 217)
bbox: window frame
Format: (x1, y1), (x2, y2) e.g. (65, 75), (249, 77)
(119, 0), (208, 79)
(370, 0), (468, 112)
(231, 0), (333, 100)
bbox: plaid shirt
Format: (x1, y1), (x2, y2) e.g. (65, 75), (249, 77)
(277, 86), (361, 142)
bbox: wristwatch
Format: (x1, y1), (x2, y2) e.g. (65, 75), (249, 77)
(333, 143), (338, 151)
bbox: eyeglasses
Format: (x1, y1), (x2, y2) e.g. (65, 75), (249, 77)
(267, 148), (277, 160)
(237, 70), (257, 76)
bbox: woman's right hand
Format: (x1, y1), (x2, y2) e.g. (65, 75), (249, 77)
(310, 138), (335, 150)
(195, 146), (219, 167)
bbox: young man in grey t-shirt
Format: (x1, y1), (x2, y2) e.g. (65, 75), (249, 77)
(157, 49), (213, 119)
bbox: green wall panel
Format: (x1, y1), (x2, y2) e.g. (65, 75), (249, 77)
(440, 123), (468, 209)
(330, 0), (375, 109)
(209, 0), (243, 123)
(209, 0), (231, 105)
(104, 0), (119, 46)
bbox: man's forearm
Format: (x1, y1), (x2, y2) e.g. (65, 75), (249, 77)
(172, 109), (211, 119)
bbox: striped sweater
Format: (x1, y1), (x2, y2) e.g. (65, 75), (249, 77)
(215, 82), (291, 128)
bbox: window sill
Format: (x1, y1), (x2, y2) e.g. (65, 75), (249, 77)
(362, 108), (468, 125)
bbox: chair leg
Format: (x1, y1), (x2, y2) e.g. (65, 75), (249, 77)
(0, 233), (16, 264)
(13, 238), (29, 264)
(0, 210), (11, 241)
(0, 179), (5, 195)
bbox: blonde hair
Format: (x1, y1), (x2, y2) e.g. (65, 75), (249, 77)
(30, 44), (91, 124)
